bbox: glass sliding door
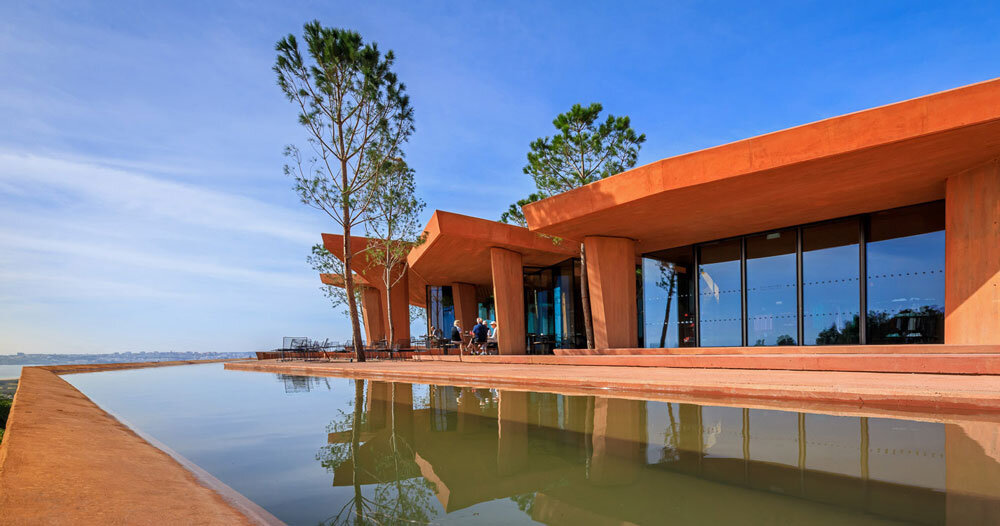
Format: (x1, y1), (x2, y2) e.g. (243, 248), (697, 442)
(426, 286), (455, 337)
(642, 246), (696, 348)
(746, 229), (798, 346)
(802, 220), (860, 345)
(698, 240), (743, 346)
(866, 201), (945, 344)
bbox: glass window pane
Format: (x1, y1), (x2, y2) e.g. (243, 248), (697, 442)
(426, 286), (454, 336)
(802, 220), (860, 345)
(698, 240), (743, 346)
(642, 247), (696, 348)
(746, 230), (798, 346)
(866, 202), (945, 344)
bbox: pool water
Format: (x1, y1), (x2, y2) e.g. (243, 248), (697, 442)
(65, 363), (1000, 525)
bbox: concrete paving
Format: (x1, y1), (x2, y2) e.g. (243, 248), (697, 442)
(0, 364), (273, 526)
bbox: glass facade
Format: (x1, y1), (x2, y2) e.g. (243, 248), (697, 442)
(746, 229), (798, 346)
(802, 219), (860, 345)
(426, 285), (454, 337)
(524, 259), (585, 352)
(698, 240), (743, 346)
(866, 202), (945, 344)
(639, 201), (945, 347)
(641, 246), (696, 348)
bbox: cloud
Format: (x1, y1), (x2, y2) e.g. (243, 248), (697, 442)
(0, 151), (319, 246)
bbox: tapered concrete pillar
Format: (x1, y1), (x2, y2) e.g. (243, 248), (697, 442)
(452, 282), (479, 329)
(584, 236), (638, 349)
(490, 248), (526, 355)
(497, 390), (529, 476)
(945, 159), (1000, 344)
(360, 286), (386, 345)
(380, 266), (411, 347)
(589, 397), (646, 486)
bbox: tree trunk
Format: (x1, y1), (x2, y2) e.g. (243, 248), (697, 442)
(343, 221), (366, 362)
(659, 270), (676, 348)
(385, 272), (395, 350)
(579, 242), (595, 349)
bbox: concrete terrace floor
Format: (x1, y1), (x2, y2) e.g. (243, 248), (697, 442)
(226, 359), (1000, 423)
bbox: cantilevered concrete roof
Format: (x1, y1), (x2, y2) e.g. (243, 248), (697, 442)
(319, 273), (369, 288)
(407, 210), (579, 286)
(320, 233), (427, 308)
(523, 77), (1000, 253)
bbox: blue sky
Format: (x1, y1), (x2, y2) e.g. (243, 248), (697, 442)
(1, 1), (998, 354)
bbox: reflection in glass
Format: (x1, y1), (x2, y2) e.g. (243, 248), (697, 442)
(866, 202), (945, 344)
(641, 246), (695, 348)
(803, 220), (860, 345)
(698, 240), (743, 346)
(523, 259), (584, 350)
(426, 286), (454, 336)
(746, 230), (798, 345)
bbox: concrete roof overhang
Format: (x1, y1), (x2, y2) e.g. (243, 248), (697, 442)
(318, 273), (369, 288)
(523, 77), (1000, 254)
(320, 233), (427, 308)
(406, 210), (579, 287)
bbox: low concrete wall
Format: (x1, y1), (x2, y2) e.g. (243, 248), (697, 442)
(0, 361), (277, 525)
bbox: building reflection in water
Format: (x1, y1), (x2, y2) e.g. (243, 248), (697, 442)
(318, 379), (1000, 525)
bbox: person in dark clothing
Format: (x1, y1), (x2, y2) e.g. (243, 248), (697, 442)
(451, 320), (463, 342)
(472, 318), (488, 354)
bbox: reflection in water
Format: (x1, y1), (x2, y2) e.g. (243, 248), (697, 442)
(319, 380), (1000, 525)
(276, 374), (332, 393)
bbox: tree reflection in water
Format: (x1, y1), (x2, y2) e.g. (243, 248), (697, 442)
(315, 380), (437, 525)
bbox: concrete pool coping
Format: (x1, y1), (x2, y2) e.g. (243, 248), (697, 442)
(0, 360), (281, 526)
(226, 359), (1000, 423)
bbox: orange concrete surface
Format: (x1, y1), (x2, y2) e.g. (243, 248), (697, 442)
(319, 272), (369, 287)
(384, 269), (411, 344)
(360, 286), (386, 343)
(407, 210), (577, 287)
(946, 159), (1000, 345)
(556, 344), (1000, 355)
(523, 78), (1000, 252)
(491, 247), (526, 355)
(0, 366), (265, 526)
(224, 359), (1000, 417)
(584, 236), (638, 348)
(451, 282), (478, 328)
(416, 352), (1000, 374)
(321, 232), (429, 310)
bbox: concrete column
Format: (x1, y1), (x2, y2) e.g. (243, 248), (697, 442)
(490, 247), (526, 355)
(360, 286), (386, 345)
(584, 236), (638, 349)
(380, 266), (412, 347)
(497, 390), (529, 476)
(945, 159), (1000, 344)
(452, 282), (479, 329)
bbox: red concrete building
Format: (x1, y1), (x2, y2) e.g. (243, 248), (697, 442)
(321, 78), (1000, 369)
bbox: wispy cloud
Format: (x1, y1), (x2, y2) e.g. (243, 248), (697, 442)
(0, 151), (318, 246)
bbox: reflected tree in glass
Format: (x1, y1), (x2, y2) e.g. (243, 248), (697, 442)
(802, 220), (860, 345)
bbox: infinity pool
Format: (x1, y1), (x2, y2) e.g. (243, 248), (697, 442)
(65, 363), (1000, 525)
